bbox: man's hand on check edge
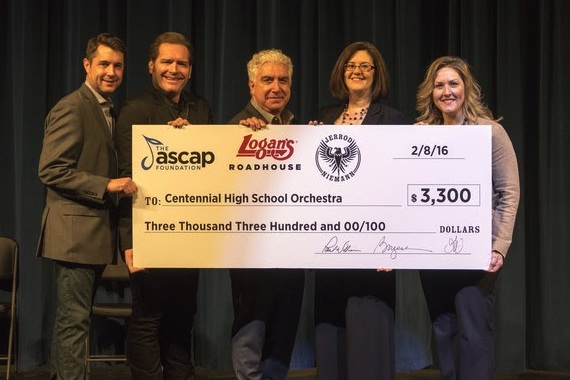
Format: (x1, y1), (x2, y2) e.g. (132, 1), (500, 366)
(168, 117), (190, 128)
(239, 117), (267, 131)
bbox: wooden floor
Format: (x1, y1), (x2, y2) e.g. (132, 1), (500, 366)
(3, 365), (570, 379)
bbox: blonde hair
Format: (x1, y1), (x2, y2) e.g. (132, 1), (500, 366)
(416, 56), (500, 124)
(247, 49), (293, 82)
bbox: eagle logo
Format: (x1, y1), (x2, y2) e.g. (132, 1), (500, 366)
(316, 137), (361, 181)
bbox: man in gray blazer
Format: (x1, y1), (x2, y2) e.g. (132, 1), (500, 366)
(37, 33), (136, 380)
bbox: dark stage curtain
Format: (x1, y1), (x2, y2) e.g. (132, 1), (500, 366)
(1, 0), (569, 373)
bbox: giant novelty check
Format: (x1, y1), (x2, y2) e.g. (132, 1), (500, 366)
(132, 124), (492, 269)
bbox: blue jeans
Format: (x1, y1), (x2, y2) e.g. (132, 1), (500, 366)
(432, 286), (496, 380)
(420, 270), (498, 380)
(51, 261), (104, 380)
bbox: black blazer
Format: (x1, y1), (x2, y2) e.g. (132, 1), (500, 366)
(115, 86), (213, 177)
(115, 86), (213, 251)
(318, 100), (410, 125)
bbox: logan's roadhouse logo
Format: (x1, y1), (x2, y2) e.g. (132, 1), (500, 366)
(230, 134), (301, 171)
(316, 133), (361, 181)
(140, 135), (215, 171)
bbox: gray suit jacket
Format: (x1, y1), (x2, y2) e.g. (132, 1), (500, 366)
(37, 83), (119, 265)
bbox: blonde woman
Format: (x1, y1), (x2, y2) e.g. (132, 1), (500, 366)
(416, 56), (520, 380)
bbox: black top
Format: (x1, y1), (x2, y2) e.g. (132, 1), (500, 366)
(318, 99), (410, 125)
(116, 86), (213, 177)
(115, 86), (213, 251)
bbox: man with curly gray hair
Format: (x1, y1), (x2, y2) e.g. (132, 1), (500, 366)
(227, 49), (304, 380)
(229, 49), (295, 129)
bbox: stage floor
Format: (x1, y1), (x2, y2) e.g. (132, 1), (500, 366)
(3, 365), (570, 379)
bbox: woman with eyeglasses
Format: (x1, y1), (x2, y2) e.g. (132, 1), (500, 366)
(312, 41), (409, 380)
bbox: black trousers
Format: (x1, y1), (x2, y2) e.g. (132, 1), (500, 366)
(127, 268), (199, 380)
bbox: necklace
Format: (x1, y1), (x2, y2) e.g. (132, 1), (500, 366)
(341, 104), (368, 125)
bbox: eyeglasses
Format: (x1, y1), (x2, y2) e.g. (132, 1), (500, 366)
(344, 63), (376, 72)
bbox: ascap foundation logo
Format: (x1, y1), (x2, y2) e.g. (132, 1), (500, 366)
(140, 135), (215, 171)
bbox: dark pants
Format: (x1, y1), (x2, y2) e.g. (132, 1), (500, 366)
(51, 261), (105, 380)
(229, 269), (305, 380)
(127, 268), (199, 380)
(314, 269), (396, 380)
(420, 270), (498, 380)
